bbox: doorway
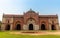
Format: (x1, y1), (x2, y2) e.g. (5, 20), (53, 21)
(16, 24), (21, 30)
(5, 24), (10, 30)
(51, 25), (56, 30)
(41, 24), (46, 30)
(29, 24), (33, 30)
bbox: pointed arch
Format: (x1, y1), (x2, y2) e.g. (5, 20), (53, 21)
(15, 21), (21, 30)
(40, 21), (46, 30)
(15, 24), (21, 30)
(41, 24), (46, 30)
(29, 24), (33, 30)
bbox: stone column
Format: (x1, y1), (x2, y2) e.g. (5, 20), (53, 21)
(23, 25), (28, 30)
(34, 25), (39, 30)
(49, 24), (51, 30)
(10, 24), (13, 30)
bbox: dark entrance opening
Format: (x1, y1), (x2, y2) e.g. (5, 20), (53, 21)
(16, 24), (21, 30)
(5, 24), (10, 30)
(0, 26), (1, 30)
(51, 25), (56, 30)
(29, 24), (33, 30)
(41, 24), (46, 30)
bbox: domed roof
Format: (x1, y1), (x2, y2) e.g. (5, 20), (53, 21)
(26, 9), (36, 13)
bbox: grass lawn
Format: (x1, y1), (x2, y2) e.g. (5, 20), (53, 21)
(0, 31), (60, 38)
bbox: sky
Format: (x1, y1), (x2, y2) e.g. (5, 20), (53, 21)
(0, 0), (60, 23)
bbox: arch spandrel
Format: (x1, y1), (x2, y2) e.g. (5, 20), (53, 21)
(26, 18), (36, 25)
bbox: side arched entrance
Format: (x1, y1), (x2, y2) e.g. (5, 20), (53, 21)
(16, 24), (21, 30)
(15, 21), (21, 30)
(5, 24), (10, 30)
(51, 25), (56, 30)
(40, 21), (46, 30)
(41, 24), (46, 30)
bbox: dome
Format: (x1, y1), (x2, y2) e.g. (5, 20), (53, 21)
(26, 9), (36, 13)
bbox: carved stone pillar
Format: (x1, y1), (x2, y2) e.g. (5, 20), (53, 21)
(49, 24), (51, 30)
(10, 24), (13, 30)
(34, 25), (39, 30)
(23, 25), (28, 30)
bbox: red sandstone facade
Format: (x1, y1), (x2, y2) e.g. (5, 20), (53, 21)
(1, 9), (59, 31)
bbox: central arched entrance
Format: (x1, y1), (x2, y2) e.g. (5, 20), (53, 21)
(16, 24), (21, 30)
(5, 24), (10, 30)
(41, 24), (46, 30)
(29, 24), (33, 30)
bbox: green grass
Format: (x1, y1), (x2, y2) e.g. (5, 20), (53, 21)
(0, 31), (60, 38)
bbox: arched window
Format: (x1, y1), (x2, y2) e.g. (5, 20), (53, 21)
(52, 21), (54, 24)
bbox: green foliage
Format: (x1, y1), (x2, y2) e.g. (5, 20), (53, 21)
(0, 31), (60, 38)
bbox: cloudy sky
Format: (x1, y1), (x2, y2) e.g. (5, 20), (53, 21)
(0, 0), (60, 23)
